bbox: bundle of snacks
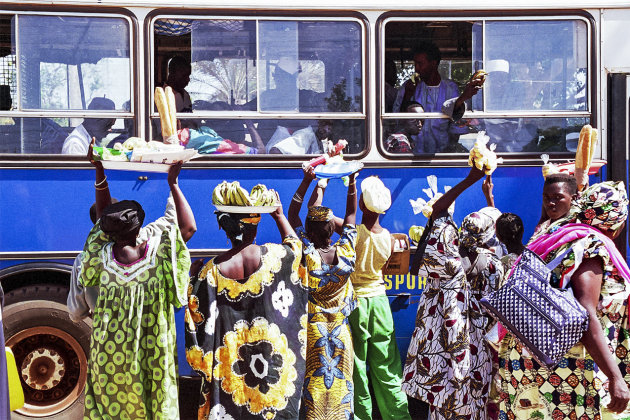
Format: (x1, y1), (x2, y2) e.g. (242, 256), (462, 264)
(468, 131), (503, 175)
(92, 137), (197, 165)
(471, 69), (488, 85)
(574, 124), (598, 190)
(540, 154), (560, 179)
(212, 181), (280, 207)
(409, 175), (454, 218)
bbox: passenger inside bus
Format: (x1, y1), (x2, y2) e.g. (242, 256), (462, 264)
(266, 119), (333, 155)
(61, 97), (116, 155)
(107, 101), (133, 148)
(384, 102), (424, 153)
(384, 59), (399, 114)
(392, 41), (483, 154)
(259, 56), (326, 113)
(163, 56), (192, 113)
(481, 59), (537, 152)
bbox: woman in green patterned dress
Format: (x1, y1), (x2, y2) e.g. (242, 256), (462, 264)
(81, 140), (196, 419)
(288, 166), (358, 419)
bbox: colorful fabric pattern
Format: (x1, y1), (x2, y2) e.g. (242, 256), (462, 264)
(402, 214), (502, 419)
(296, 225), (357, 420)
(575, 181), (628, 233)
(185, 236), (308, 420)
(499, 230), (630, 419)
(80, 223), (190, 420)
(385, 133), (413, 153)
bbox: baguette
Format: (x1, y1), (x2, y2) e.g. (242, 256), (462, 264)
(155, 87), (174, 139)
(575, 125), (598, 190)
(575, 125), (591, 170)
(165, 86), (177, 136)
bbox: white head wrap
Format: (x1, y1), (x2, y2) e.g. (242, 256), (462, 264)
(361, 176), (391, 214)
(486, 59), (509, 74)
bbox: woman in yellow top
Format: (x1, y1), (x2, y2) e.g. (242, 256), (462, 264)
(288, 165), (358, 419)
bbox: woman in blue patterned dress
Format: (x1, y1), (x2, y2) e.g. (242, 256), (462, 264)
(288, 166), (358, 419)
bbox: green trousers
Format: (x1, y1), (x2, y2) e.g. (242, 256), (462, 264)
(349, 295), (411, 420)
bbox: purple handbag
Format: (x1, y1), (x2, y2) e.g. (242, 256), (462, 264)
(480, 248), (589, 366)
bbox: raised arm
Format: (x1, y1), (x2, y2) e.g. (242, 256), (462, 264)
(430, 164), (485, 220)
(572, 257), (630, 414)
(288, 165), (316, 229)
(453, 74), (484, 115)
(482, 175), (495, 207)
(245, 120), (266, 154)
(271, 203), (296, 240)
(88, 138), (111, 220)
(167, 162), (197, 242)
(343, 172), (358, 226)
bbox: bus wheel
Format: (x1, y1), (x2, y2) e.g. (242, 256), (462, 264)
(3, 284), (91, 419)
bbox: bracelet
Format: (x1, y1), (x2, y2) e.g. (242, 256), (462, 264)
(292, 193), (303, 203)
(94, 176), (107, 187)
(348, 191), (356, 196)
(95, 183), (109, 191)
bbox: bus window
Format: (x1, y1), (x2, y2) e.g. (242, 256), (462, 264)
(153, 17), (364, 155)
(0, 14), (132, 154)
(484, 20), (588, 112)
(19, 15), (130, 111)
(382, 18), (589, 155)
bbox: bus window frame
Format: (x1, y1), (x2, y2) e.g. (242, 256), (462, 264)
(0, 5), (138, 162)
(146, 9), (370, 161)
(376, 11), (596, 162)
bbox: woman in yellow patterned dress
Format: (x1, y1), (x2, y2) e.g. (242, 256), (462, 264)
(185, 190), (309, 420)
(288, 166), (358, 419)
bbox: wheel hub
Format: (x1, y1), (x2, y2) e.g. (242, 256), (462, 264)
(21, 348), (65, 390)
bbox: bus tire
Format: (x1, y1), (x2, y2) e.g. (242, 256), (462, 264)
(3, 284), (91, 420)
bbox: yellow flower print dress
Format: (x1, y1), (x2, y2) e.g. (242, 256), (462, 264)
(185, 235), (308, 420)
(296, 225), (358, 420)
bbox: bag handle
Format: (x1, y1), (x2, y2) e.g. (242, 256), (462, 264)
(410, 218), (434, 275)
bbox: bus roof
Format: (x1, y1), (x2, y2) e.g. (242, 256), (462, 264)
(8, 0), (630, 11)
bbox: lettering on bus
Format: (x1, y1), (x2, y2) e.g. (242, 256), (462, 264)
(383, 274), (426, 291)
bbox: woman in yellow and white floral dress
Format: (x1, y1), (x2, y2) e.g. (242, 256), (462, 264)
(288, 166), (358, 420)
(185, 192), (309, 420)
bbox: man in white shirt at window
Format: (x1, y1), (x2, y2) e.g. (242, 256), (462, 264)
(61, 97), (116, 155)
(392, 42), (483, 154)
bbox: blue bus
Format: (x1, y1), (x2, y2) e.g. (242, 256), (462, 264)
(0, 1), (628, 418)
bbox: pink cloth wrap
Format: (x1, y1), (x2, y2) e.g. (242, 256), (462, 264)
(497, 223), (630, 342)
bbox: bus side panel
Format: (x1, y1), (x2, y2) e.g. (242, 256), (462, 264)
(0, 165), (605, 375)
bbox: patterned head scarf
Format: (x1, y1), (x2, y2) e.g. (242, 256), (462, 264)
(215, 212), (260, 245)
(307, 206), (334, 222)
(459, 206), (502, 249)
(99, 200), (145, 237)
(575, 181), (628, 233)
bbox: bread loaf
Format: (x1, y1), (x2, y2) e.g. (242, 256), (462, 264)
(165, 86), (177, 136)
(154, 87), (174, 139)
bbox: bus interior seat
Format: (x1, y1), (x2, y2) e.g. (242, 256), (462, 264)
(40, 118), (68, 154)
